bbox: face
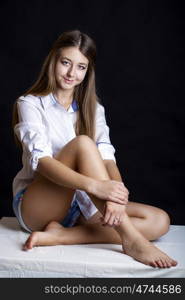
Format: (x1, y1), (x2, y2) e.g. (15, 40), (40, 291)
(55, 46), (89, 92)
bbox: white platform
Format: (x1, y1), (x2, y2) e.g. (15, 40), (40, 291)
(0, 217), (185, 278)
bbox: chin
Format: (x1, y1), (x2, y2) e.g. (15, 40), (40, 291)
(61, 85), (74, 91)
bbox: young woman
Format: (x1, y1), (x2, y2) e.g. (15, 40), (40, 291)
(12, 30), (177, 268)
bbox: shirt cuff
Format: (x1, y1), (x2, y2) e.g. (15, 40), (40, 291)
(97, 143), (116, 162)
(31, 149), (53, 171)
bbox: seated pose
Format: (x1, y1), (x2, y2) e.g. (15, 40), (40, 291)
(12, 30), (177, 268)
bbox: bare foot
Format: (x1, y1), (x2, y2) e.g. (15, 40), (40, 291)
(122, 236), (177, 268)
(22, 220), (177, 269)
(22, 221), (66, 250)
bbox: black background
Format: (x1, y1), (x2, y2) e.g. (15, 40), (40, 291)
(0, 0), (185, 224)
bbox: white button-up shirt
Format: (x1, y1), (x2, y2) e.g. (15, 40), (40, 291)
(13, 93), (116, 219)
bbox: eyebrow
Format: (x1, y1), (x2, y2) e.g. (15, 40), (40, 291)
(61, 56), (88, 66)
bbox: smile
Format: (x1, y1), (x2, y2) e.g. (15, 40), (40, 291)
(63, 77), (74, 84)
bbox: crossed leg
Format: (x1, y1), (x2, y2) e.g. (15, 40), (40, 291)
(22, 135), (177, 268)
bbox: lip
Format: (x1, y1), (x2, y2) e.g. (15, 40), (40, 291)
(63, 77), (74, 84)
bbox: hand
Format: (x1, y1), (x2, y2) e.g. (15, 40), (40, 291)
(100, 201), (127, 227)
(90, 179), (129, 205)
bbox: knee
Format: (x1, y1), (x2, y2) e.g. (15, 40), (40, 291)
(75, 135), (96, 150)
(154, 209), (170, 237)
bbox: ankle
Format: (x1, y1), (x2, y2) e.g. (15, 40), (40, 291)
(114, 213), (143, 241)
(115, 212), (129, 232)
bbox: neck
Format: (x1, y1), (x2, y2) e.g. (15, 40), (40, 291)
(54, 89), (74, 104)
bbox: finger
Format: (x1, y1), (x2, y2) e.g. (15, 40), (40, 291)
(114, 190), (127, 197)
(122, 198), (128, 205)
(113, 216), (120, 227)
(112, 180), (124, 186)
(112, 190), (127, 199)
(117, 186), (126, 193)
(100, 205), (107, 224)
(108, 213), (116, 227)
(118, 186), (129, 197)
(119, 213), (124, 225)
(115, 181), (129, 194)
(99, 216), (104, 224)
(115, 192), (128, 202)
(117, 183), (128, 191)
(115, 188), (129, 197)
(112, 192), (128, 204)
(102, 204), (106, 216)
(108, 197), (126, 205)
(103, 209), (111, 225)
(100, 205), (106, 223)
(113, 199), (126, 205)
(117, 215), (123, 226)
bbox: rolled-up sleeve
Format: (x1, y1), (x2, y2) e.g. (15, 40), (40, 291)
(95, 103), (116, 162)
(14, 98), (53, 171)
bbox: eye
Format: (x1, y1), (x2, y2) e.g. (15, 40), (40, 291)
(78, 65), (86, 70)
(61, 60), (70, 66)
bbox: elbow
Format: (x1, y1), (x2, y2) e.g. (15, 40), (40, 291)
(36, 156), (53, 173)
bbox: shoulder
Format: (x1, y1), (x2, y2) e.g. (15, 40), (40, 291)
(96, 102), (106, 121)
(96, 102), (105, 115)
(17, 94), (42, 108)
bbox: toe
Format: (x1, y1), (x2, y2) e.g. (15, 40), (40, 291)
(27, 237), (33, 249)
(28, 237), (35, 248)
(166, 260), (172, 268)
(165, 258), (172, 268)
(27, 232), (38, 249)
(172, 259), (178, 266)
(149, 260), (158, 268)
(161, 258), (168, 268)
(166, 255), (177, 267)
(23, 237), (32, 250)
(22, 243), (28, 251)
(156, 259), (163, 268)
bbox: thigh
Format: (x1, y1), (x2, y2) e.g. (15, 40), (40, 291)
(22, 138), (79, 231)
(125, 201), (162, 218)
(81, 201), (161, 225)
(21, 176), (75, 231)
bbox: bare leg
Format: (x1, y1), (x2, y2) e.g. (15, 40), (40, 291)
(77, 200), (170, 242)
(23, 136), (177, 268)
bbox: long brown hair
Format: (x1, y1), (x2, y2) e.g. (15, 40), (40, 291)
(12, 30), (98, 147)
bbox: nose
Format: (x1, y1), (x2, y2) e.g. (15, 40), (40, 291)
(67, 65), (75, 77)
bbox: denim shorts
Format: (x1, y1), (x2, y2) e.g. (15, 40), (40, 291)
(12, 188), (81, 233)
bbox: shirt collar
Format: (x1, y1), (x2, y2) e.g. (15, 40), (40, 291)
(40, 93), (79, 112)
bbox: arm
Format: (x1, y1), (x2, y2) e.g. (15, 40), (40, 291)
(15, 98), (126, 204)
(15, 97), (96, 195)
(95, 104), (129, 225)
(103, 159), (123, 182)
(101, 161), (129, 227)
(103, 159), (129, 203)
(15, 97), (126, 204)
(37, 156), (95, 193)
(95, 104), (116, 162)
(37, 157), (126, 205)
